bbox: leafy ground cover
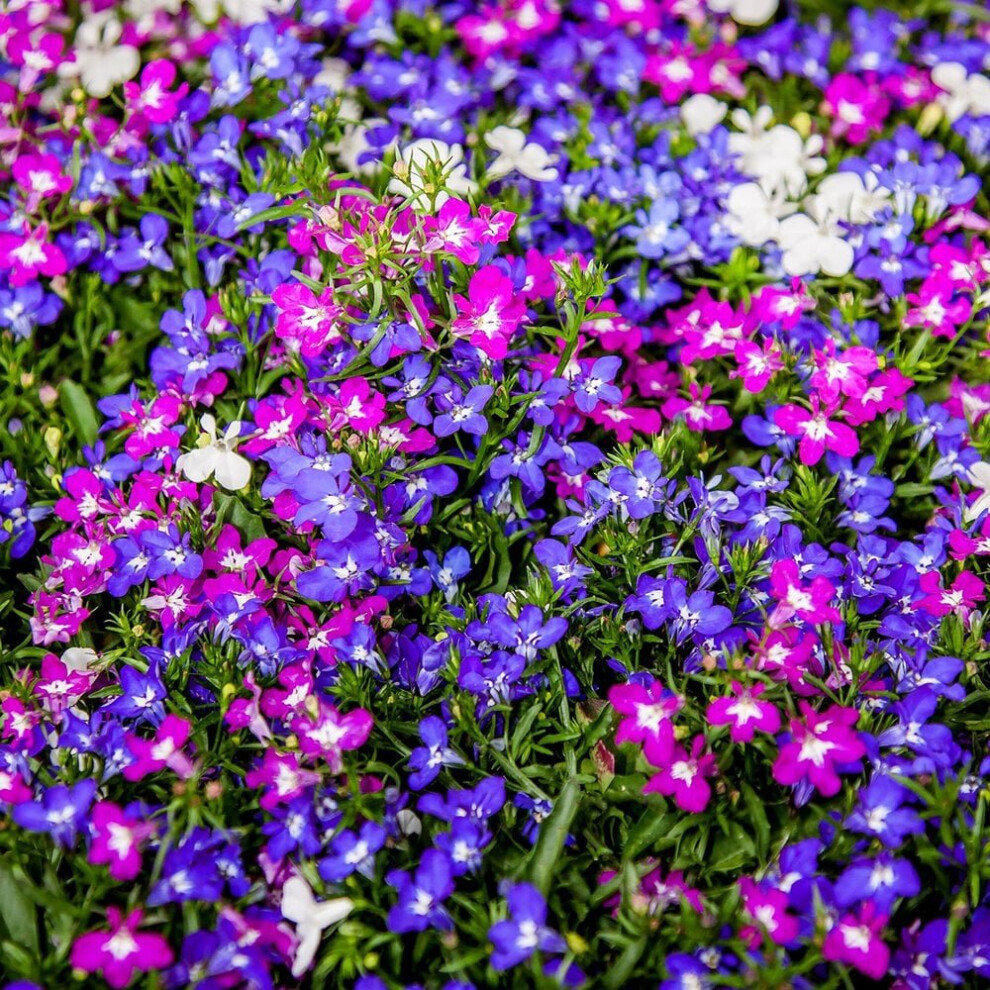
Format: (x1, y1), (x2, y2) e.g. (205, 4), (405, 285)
(1, 0), (990, 987)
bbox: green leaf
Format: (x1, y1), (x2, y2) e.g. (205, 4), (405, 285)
(0, 861), (39, 956)
(526, 777), (582, 896)
(59, 380), (100, 447)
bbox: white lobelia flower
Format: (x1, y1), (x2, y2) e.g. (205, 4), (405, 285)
(777, 195), (855, 278)
(731, 120), (825, 199)
(176, 414), (252, 491)
(281, 875), (354, 979)
(388, 139), (477, 207)
(57, 15), (140, 98)
(931, 62), (990, 124)
(965, 462), (990, 522)
(707, 0), (779, 26)
(313, 58), (352, 94)
(484, 126), (559, 182)
(396, 808), (422, 836)
(725, 181), (795, 247)
(62, 648), (99, 673)
(680, 94), (728, 136)
(816, 171), (890, 225)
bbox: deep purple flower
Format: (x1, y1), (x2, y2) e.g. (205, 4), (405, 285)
(386, 850), (455, 934)
(489, 883), (566, 971)
(12, 779), (97, 847)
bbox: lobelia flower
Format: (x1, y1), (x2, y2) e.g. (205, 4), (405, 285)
(319, 822), (387, 882)
(662, 384), (732, 432)
(485, 126), (559, 182)
(123, 59), (189, 125)
(930, 62), (990, 123)
(738, 878), (799, 946)
(176, 414), (252, 491)
(58, 16), (140, 98)
(433, 385), (494, 437)
(773, 399), (858, 466)
(706, 683), (781, 743)
(451, 266), (528, 359)
(70, 908), (173, 989)
(822, 902), (890, 980)
(488, 883), (567, 971)
(643, 736), (717, 813)
(12, 779), (98, 847)
(767, 560), (841, 626)
(0, 223), (67, 287)
(834, 853), (920, 913)
(772, 704), (866, 798)
(389, 139), (477, 206)
(281, 874), (354, 978)
(123, 714), (196, 781)
(407, 716), (465, 789)
(12, 153), (72, 211)
(88, 801), (155, 881)
(707, 0), (779, 26)
(386, 849), (455, 934)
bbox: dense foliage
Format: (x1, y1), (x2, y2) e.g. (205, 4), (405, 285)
(1, 0), (990, 987)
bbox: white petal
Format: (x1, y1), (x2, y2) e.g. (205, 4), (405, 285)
(291, 924), (321, 979)
(213, 452), (252, 491)
(281, 877), (316, 924)
(176, 448), (216, 484)
(817, 236), (854, 277)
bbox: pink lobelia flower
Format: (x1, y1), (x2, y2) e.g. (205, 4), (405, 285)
(904, 273), (972, 339)
(451, 265), (527, 359)
(245, 749), (322, 812)
(661, 383), (731, 431)
(290, 701), (373, 771)
(916, 570), (985, 617)
(32, 653), (95, 714)
(731, 339), (784, 393)
(706, 683), (781, 743)
(773, 397), (859, 466)
(808, 341), (878, 402)
(123, 714), (196, 781)
(88, 801), (156, 881)
(738, 878), (799, 947)
(643, 736), (716, 813)
(12, 152), (72, 211)
(0, 222), (67, 286)
(768, 559), (841, 626)
(772, 703), (865, 798)
(842, 367), (913, 427)
(609, 680), (683, 762)
(70, 908), (173, 989)
(822, 902), (890, 980)
(123, 59), (189, 125)
(421, 198), (485, 265)
(272, 283), (343, 358)
(821, 73), (890, 145)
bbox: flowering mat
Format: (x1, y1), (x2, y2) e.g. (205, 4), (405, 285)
(2, 0), (990, 988)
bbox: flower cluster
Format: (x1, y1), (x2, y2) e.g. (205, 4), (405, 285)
(0, 0), (989, 988)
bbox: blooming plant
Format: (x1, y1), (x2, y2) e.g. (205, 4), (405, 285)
(0, 1), (990, 988)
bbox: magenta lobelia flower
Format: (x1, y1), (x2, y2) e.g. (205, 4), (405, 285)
(822, 902), (890, 979)
(772, 703), (866, 798)
(643, 735), (716, 813)
(88, 801), (156, 881)
(70, 908), (173, 988)
(706, 683), (781, 743)
(774, 398), (859, 466)
(451, 265), (527, 359)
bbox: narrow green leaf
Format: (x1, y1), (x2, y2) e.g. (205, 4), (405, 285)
(526, 777), (582, 896)
(0, 861), (39, 956)
(60, 380), (100, 447)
